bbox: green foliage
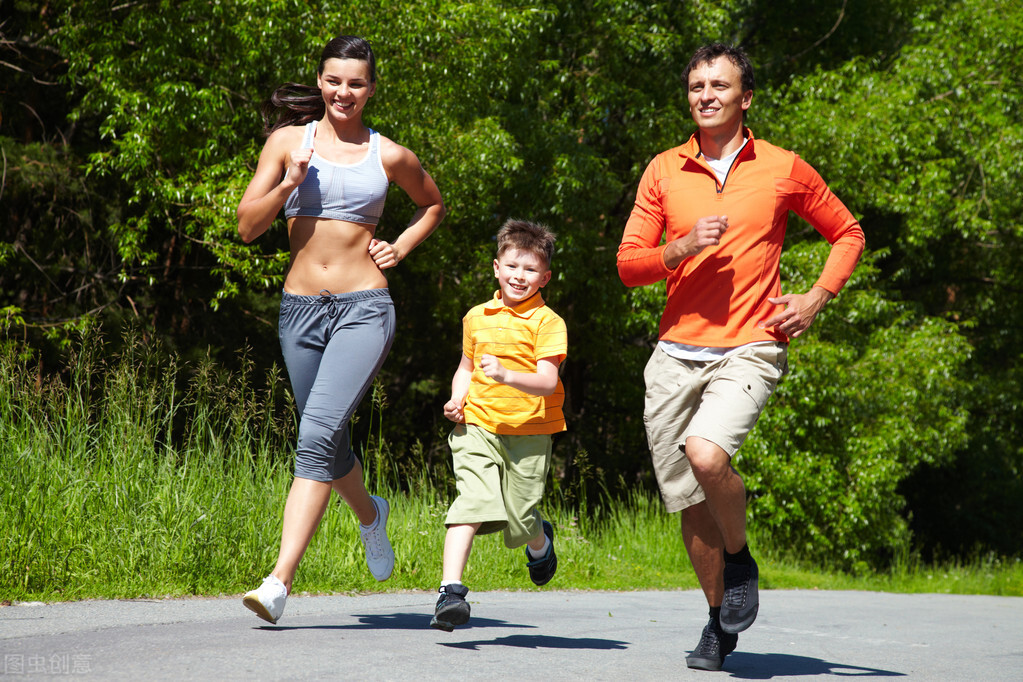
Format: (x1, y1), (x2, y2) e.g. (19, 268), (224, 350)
(742, 248), (970, 568)
(0, 327), (294, 597)
(757, 0), (1023, 558)
(2, 0), (1020, 568)
(4, 334), (1019, 601)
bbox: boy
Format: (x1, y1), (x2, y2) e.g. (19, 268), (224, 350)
(430, 219), (567, 632)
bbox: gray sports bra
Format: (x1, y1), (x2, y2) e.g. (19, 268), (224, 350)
(283, 121), (389, 225)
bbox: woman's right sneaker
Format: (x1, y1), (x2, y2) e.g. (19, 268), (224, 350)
(430, 584), (471, 632)
(242, 575), (287, 624)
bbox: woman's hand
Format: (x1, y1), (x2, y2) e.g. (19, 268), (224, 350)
(286, 148), (313, 187)
(369, 238), (401, 269)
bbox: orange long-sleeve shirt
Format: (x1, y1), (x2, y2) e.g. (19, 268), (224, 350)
(617, 130), (865, 347)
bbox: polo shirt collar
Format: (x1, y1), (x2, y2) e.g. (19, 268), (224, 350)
(483, 290), (546, 318)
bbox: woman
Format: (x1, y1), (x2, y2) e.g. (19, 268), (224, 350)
(237, 34), (445, 624)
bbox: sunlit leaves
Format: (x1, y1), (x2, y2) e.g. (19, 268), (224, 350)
(6, 0), (1019, 564)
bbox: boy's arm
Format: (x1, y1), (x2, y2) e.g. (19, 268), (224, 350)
(443, 353), (474, 423)
(479, 355), (561, 397)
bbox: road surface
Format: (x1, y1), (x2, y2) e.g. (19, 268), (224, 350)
(2, 589), (1021, 680)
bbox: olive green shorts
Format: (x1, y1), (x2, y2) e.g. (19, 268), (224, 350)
(644, 342), (788, 513)
(445, 423), (552, 548)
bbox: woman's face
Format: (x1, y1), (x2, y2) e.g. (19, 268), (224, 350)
(317, 58), (376, 121)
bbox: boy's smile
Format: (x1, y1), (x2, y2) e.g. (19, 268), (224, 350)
(493, 248), (551, 305)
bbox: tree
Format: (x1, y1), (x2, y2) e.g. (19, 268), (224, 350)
(756, 0), (1023, 559)
(2, 0), (1013, 566)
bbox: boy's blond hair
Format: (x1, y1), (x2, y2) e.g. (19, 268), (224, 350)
(496, 219), (556, 268)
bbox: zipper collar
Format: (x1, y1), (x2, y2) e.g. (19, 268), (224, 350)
(679, 127), (755, 193)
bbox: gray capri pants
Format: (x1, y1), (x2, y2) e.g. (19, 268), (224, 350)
(278, 289), (396, 482)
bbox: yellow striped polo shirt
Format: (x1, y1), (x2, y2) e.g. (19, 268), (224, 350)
(461, 290), (567, 435)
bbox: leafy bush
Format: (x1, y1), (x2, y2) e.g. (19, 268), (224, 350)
(740, 245), (971, 569)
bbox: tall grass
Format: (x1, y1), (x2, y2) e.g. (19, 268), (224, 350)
(1, 329), (296, 599)
(2, 330), (1021, 602)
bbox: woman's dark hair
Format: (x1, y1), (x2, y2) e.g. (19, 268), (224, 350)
(260, 35), (376, 135)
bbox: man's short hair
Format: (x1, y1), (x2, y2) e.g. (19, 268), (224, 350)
(683, 43), (756, 94)
(496, 219), (556, 268)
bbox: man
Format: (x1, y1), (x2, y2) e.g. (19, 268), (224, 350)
(617, 43), (864, 671)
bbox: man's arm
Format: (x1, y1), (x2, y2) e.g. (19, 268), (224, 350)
(662, 215), (730, 269)
(618, 155), (733, 282)
(617, 158), (673, 287)
(762, 157), (866, 338)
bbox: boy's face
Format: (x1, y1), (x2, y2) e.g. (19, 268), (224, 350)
(493, 248), (551, 305)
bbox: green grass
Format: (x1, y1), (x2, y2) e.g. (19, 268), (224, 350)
(2, 332), (1021, 602)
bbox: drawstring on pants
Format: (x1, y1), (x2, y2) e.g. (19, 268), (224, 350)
(319, 290), (339, 318)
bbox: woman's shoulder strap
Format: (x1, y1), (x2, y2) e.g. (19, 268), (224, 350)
(301, 120), (317, 149)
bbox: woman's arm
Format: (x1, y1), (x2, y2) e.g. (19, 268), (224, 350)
(370, 139), (446, 268)
(236, 127), (308, 243)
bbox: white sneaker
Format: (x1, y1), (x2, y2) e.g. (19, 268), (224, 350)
(359, 495), (395, 581)
(242, 575), (287, 624)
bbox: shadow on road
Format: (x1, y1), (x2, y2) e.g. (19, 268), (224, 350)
(252, 612), (537, 631)
(439, 634), (630, 651)
(726, 652), (906, 679)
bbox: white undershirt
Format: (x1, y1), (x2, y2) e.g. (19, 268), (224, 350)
(703, 139), (747, 184)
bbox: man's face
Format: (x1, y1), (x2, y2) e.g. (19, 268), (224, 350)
(687, 57), (752, 135)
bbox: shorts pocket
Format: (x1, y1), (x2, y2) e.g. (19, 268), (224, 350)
(740, 379), (774, 412)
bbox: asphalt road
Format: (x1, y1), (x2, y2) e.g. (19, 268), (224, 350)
(2, 589), (1021, 680)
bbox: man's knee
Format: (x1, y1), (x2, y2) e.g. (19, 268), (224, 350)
(685, 437), (732, 482)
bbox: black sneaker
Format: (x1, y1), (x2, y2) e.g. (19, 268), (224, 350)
(686, 616), (738, 671)
(525, 520), (557, 586)
(430, 584), (471, 632)
(719, 556), (759, 633)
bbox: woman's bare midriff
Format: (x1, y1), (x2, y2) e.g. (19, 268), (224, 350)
(283, 217), (388, 295)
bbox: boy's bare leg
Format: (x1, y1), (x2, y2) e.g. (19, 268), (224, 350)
(442, 523), (481, 582)
(432, 522), (478, 631)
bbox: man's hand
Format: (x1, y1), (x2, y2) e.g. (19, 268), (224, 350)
(760, 286), (834, 338)
(663, 215), (729, 269)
